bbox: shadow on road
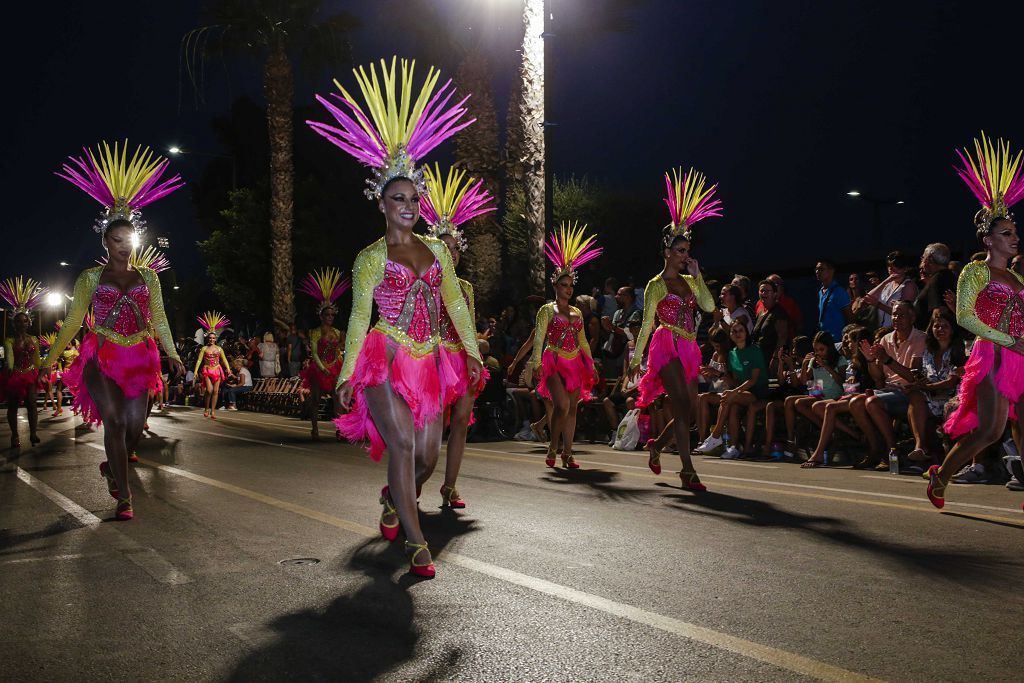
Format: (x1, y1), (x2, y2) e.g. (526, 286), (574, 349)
(226, 511), (477, 681)
(661, 487), (1024, 588)
(541, 468), (653, 503)
(0, 513), (84, 553)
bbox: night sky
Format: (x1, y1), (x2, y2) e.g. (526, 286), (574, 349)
(4, 0), (1023, 313)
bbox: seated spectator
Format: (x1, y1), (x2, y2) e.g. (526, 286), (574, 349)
(913, 243), (957, 329)
(762, 335), (814, 457)
(802, 327), (880, 466)
(903, 308), (965, 468)
(223, 358), (253, 410)
(856, 302), (927, 469)
(856, 250), (919, 328)
(712, 284), (753, 336)
(751, 279), (789, 360)
(695, 329), (733, 444)
(694, 320), (768, 458)
(777, 331), (846, 458)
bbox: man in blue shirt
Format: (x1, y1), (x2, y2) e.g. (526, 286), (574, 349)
(815, 260), (851, 340)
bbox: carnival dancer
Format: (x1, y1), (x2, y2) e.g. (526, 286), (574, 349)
(633, 168), (719, 489)
(194, 311), (233, 418)
(1, 277), (46, 448)
(38, 329), (63, 415)
(421, 164), (496, 507)
(929, 133), (1024, 509)
(298, 268), (350, 440)
(44, 140), (186, 520)
(531, 221), (602, 469)
(308, 56), (481, 577)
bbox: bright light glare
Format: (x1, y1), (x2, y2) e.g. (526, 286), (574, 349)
(847, 191), (861, 197)
(168, 146), (182, 155)
(173, 285), (180, 290)
(59, 261), (69, 267)
(896, 200), (905, 205)
(46, 292), (64, 307)
(131, 232), (141, 249)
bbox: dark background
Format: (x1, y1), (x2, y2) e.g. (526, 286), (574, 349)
(3, 0), (1021, 325)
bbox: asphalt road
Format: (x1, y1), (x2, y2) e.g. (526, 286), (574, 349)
(2, 406), (1022, 682)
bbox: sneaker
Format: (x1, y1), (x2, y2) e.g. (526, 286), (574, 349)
(951, 463), (989, 484)
(1006, 477), (1024, 491)
(694, 435), (724, 453)
(513, 426), (535, 442)
(721, 446), (742, 459)
(229, 405), (239, 411)
(1003, 438), (1020, 458)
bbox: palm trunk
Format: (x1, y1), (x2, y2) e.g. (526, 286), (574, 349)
(264, 40), (295, 331)
(521, 0), (546, 298)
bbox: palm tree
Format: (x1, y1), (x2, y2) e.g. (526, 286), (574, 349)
(519, 0), (547, 298)
(182, 0), (358, 332)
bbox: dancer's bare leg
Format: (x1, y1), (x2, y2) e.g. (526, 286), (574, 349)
(442, 390), (474, 492)
(659, 358), (697, 474)
(936, 374), (1008, 483)
(309, 383), (322, 439)
(210, 379), (222, 413)
(561, 389), (581, 459)
(25, 387), (39, 443)
(6, 399), (19, 446)
(414, 412), (445, 496)
(545, 375), (569, 461)
(83, 360), (147, 501)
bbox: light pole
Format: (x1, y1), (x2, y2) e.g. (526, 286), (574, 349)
(168, 145), (237, 189)
(846, 191), (904, 251)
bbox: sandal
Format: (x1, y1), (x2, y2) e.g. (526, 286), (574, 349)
(646, 439), (662, 475)
(545, 451), (556, 468)
(560, 451), (580, 469)
(679, 470), (707, 492)
(907, 448), (929, 462)
(926, 465), (946, 509)
(440, 484), (466, 509)
(801, 458), (825, 469)
(99, 462), (120, 499)
(405, 541), (435, 578)
(378, 486), (400, 541)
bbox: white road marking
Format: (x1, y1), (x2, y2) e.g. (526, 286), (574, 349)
(14, 467), (190, 585)
(0, 553), (102, 565)
(228, 622), (279, 650)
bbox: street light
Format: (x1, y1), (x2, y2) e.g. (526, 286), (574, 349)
(167, 145), (237, 189)
(846, 190), (904, 249)
(59, 261), (69, 267)
(45, 292), (64, 308)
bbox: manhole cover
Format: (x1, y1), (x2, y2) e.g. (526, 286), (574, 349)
(278, 558), (320, 566)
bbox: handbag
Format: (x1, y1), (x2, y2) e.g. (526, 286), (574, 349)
(613, 408), (641, 451)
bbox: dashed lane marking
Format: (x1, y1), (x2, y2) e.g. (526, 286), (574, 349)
(137, 457), (881, 682)
(14, 467), (191, 585)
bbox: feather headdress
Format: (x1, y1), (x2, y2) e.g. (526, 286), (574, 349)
(0, 276), (48, 320)
(545, 221), (602, 285)
(663, 167), (723, 245)
(39, 331), (58, 350)
(97, 245), (171, 273)
(420, 164), (496, 251)
(307, 56), (475, 199)
(954, 132), (1024, 231)
(84, 307), (95, 331)
(56, 140), (184, 235)
(298, 268), (351, 313)
(196, 311), (229, 338)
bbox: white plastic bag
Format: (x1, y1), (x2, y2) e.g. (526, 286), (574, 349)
(613, 408), (641, 451)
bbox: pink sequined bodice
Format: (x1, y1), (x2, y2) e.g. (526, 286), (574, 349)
(11, 338), (37, 373)
(202, 348), (221, 368)
(976, 282), (1024, 338)
(93, 284), (151, 337)
(439, 285), (471, 344)
(657, 293), (697, 334)
(375, 259), (443, 343)
(318, 334), (341, 365)
(546, 315), (583, 353)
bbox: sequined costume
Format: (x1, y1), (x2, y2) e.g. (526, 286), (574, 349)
(944, 261), (1024, 438)
(1, 335), (41, 404)
(300, 326), (344, 391)
(334, 235), (481, 460)
(194, 345), (230, 383)
(631, 273), (716, 407)
(531, 303), (596, 402)
(437, 278), (489, 411)
(44, 266), (180, 425)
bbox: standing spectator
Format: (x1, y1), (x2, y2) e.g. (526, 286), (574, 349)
(713, 284), (753, 335)
(865, 271), (882, 289)
(596, 277), (619, 318)
(575, 294), (603, 353)
(223, 358), (253, 410)
(913, 243), (957, 328)
(847, 273), (864, 306)
(258, 332), (279, 378)
(751, 279), (789, 360)
(858, 251), (919, 328)
(246, 335), (262, 378)
(285, 324), (305, 378)
(731, 274), (754, 310)
(600, 286), (635, 380)
(754, 274), (804, 337)
(946, 260), (963, 279)
(815, 259), (851, 340)
(856, 302), (926, 468)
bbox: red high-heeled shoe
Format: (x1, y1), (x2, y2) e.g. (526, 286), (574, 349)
(99, 462), (119, 499)
(128, 452), (139, 463)
(378, 486), (400, 541)
(405, 541), (435, 578)
(545, 452), (556, 468)
(646, 439), (662, 475)
(926, 465), (945, 509)
(561, 452), (580, 469)
(680, 470), (706, 492)
(115, 497), (133, 521)
(440, 484), (466, 509)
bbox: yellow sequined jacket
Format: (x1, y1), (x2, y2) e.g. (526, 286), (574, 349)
(338, 234), (481, 388)
(310, 326), (343, 373)
(40, 266), (181, 367)
(630, 272), (715, 370)
(955, 260), (1024, 347)
(531, 303), (593, 370)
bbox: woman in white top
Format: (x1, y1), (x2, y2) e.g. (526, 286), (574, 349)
(258, 332), (279, 378)
(712, 284), (753, 334)
(858, 250), (919, 328)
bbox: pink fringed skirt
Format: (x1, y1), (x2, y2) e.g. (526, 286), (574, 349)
(944, 339), (1024, 439)
(537, 349), (595, 402)
(334, 330), (446, 461)
(637, 328), (701, 409)
(201, 366), (226, 383)
(63, 332), (161, 425)
(300, 361), (341, 393)
(0, 368), (39, 404)
(439, 345), (490, 426)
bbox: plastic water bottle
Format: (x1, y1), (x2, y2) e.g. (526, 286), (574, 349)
(823, 450), (831, 466)
(889, 450), (899, 475)
(722, 431), (731, 451)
